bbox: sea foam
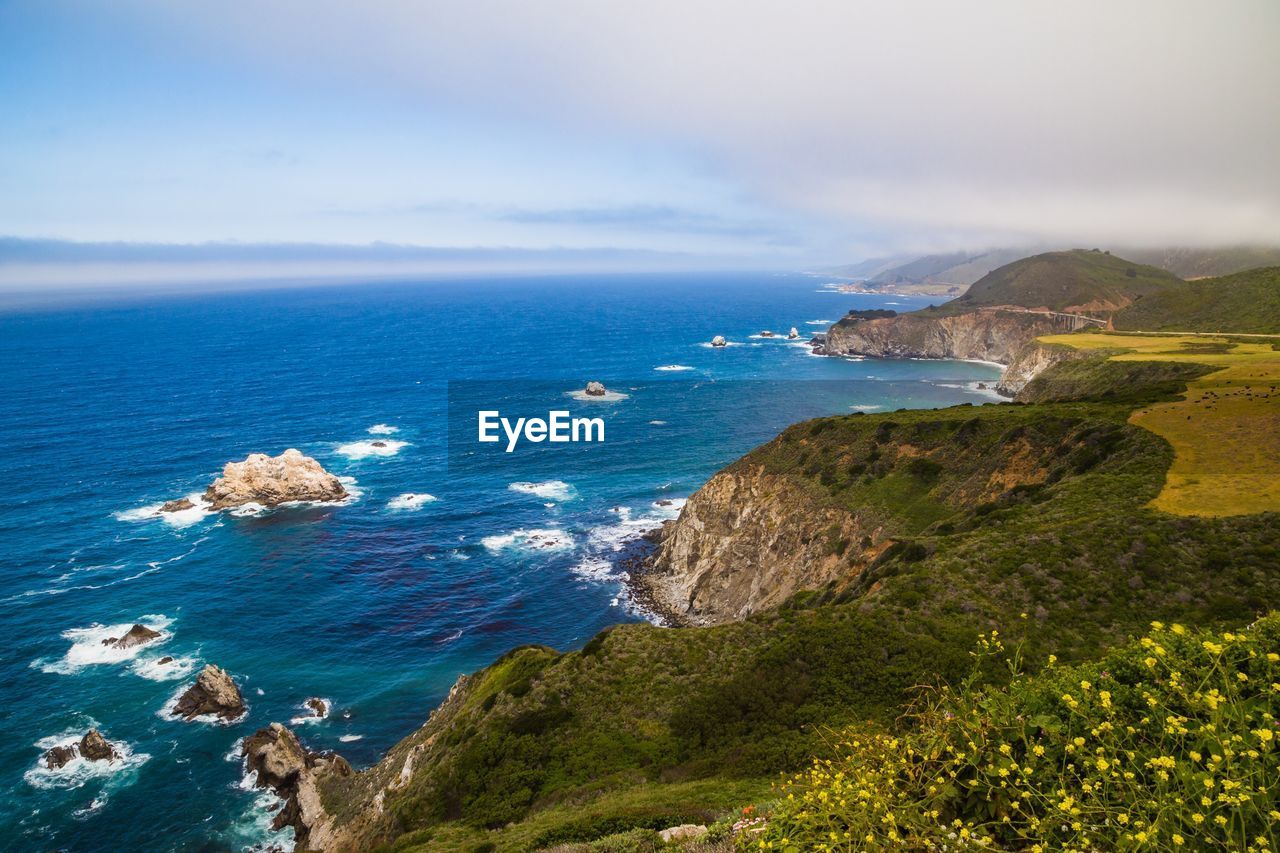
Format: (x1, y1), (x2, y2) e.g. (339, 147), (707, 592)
(24, 728), (148, 791)
(481, 528), (573, 553)
(37, 616), (173, 675)
(367, 423), (399, 435)
(336, 439), (408, 459)
(114, 494), (213, 528)
(566, 388), (629, 401)
(388, 492), (437, 511)
(130, 654), (197, 682)
(654, 364), (694, 372)
(508, 481), (575, 501)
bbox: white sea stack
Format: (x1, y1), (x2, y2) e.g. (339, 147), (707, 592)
(204, 449), (347, 510)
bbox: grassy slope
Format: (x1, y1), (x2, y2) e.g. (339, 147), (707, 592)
(927, 249), (1180, 316)
(753, 613), (1280, 850)
(337, 257), (1277, 850)
(327, 367), (1280, 852)
(1038, 332), (1280, 516)
(1113, 265), (1280, 333)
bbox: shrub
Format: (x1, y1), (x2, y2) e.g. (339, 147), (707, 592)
(745, 614), (1280, 851)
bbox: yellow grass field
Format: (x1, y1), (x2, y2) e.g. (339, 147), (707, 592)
(1038, 332), (1280, 517)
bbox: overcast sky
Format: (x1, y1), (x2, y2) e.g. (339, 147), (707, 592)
(2, 1), (1278, 285)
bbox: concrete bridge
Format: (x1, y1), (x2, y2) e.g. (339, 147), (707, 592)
(979, 306), (1110, 331)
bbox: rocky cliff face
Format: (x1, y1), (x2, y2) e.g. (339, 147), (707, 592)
(638, 465), (888, 624)
(996, 342), (1086, 397)
(824, 309), (1059, 363)
(821, 309), (1082, 397)
(242, 723), (352, 850)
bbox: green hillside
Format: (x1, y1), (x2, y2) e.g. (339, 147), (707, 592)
(1120, 244), (1280, 279)
(316, 363), (1280, 851)
(934, 249), (1181, 316)
(754, 613), (1280, 850)
(1113, 265), (1280, 333)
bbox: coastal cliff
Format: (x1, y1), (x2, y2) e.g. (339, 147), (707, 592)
(256, 389), (1280, 851)
(819, 250), (1183, 395)
(636, 465), (882, 624)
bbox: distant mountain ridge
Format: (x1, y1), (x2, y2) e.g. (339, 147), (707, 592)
(821, 244), (1280, 288)
(1114, 265), (1280, 333)
(933, 249), (1180, 316)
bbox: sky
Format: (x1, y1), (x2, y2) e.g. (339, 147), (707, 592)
(2, 0), (1278, 287)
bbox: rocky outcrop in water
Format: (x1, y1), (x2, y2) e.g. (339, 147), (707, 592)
(78, 729), (118, 762)
(101, 623), (161, 650)
(710, 335), (727, 347)
(243, 723), (351, 850)
(43, 729), (119, 769)
(584, 381), (607, 397)
(203, 449), (347, 510)
(172, 664), (246, 721)
(160, 498), (195, 513)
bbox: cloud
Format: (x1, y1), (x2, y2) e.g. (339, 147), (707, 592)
(496, 204), (798, 242)
(116, 0), (1280, 253)
(0, 237), (776, 290)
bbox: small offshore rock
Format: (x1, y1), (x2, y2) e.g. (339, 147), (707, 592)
(157, 656), (174, 665)
(788, 326), (800, 339)
(78, 729), (118, 762)
(759, 329), (775, 337)
(203, 449), (347, 510)
(160, 498), (195, 513)
(584, 380), (607, 397)
(710, 335), (727, 347)
(44, 744), (77, 770)
(172, 664), (246, 721)
(304, 698), (330, 719)
(102, 623), (162, 650)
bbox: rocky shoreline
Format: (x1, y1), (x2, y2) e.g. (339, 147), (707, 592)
(614, 525), (695, 627)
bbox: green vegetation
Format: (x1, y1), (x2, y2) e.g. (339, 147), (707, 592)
(1114, 266), (1280, 334)
(930, 249), (1180, 316)
(313, 296), (1280, 851)
(1038, 332), (1280, 516)
(323, 380), (1279, 850)
(1018, 354), (1218, 404)
(751, 614), (1280, 851)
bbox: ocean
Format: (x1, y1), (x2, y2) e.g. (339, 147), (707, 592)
(0, 272), (1001, 851)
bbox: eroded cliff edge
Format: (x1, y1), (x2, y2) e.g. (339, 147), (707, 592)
(639, 405), (1143, 625)
(816, 249), (1183, 395)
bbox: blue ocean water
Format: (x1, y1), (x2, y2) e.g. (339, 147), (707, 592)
(0, 272), (1000, 851)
